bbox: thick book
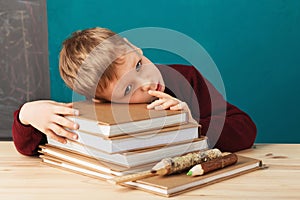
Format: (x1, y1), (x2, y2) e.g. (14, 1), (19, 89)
(40, 155), (114, 180)
(40, 153), (262, 197)
(125, 155), (262, 197)
(56, 122), (199, 153)
(45, 137), (208, 168)
(39, 145), (156, 176)
(68, 101), (189, 137)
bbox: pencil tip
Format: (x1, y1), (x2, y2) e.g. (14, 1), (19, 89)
(186, 171), (192, 176)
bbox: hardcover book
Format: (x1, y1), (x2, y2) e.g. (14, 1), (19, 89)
(39, 145), (157, 176)
(68, 101), (189, 138)
(61, 122), (199, 153)
(39, 152), (262, 197)
(44, 137), (208, 167)
(125, 155), (262, 197)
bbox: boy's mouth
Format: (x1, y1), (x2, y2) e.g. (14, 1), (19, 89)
(156, 83), (162, 91)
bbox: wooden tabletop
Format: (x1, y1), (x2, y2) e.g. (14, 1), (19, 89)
(0, 142), (299, 200)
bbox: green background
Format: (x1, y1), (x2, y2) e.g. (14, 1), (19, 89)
(47, 0), (300, 143)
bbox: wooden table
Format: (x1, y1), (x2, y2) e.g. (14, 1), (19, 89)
(0, 142), (299, 200)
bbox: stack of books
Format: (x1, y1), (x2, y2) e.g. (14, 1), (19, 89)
(39, 101), (262, 197)
(41, 101), (206, 167)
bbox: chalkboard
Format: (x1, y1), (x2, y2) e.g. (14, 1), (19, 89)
(0, 0), (49, 140)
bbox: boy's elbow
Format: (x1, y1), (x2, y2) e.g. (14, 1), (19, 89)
(12, 140), (39, 156)
(15, 147), (36, 156)
(215, 115), (257, 152)
(245, 118), (257, 149)
(234, 116), (257, 151)
(244, 113), (257, 140)
(12, 128), (46, 156)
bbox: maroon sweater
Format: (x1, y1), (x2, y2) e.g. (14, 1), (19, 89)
(12, 64), (256, 155)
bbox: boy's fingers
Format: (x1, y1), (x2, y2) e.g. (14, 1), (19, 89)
(64, 102), (74, 108)
(46, 130), (67, 144)
(170, 102), (184, 110)
(54, 115), (79, 130)
(51, 101), (67, 106)
(161, 100), (179, 109)
(170, 104), (182, 110)
(153, 100), (179, 110)
(147, 99), (166, 109)
(49, 123), (78, 140)
(170, 102), (188, 111)
(53, 105), (79, 116)
(148, 90), (171, 98)
(53, 101), (74, 108)
(154, 105), (164, 110)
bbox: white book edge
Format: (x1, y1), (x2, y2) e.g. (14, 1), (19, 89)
(47, 138), (208, 168)
(74, 126), (199, 153)
(41, 148), (154, 176)
(42, 158), (113, 180)
(68, 112), (187, 137)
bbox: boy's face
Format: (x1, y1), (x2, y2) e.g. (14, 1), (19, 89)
(96, 48), (165, 103)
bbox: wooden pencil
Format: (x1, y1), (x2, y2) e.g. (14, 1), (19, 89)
(187, 153), (238, 176)
(108, 148), (223, 184)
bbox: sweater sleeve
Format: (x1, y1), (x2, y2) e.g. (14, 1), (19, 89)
(12, 107), (47, 156)
(200, 103), (257, 152)
(191, 66), (257, 152)
(168, 65), (257, 152)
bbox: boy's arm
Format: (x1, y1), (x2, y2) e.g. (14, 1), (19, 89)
(12, 108), (47, 156)
(12, 100), (80, 156)
(199, 103), (257, 152)
(163, 64), (257, 152)
(148, 84), (256, 152)
(189, 66), (257, 152)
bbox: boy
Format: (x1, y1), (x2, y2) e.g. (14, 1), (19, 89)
(12, 27), (256, 156)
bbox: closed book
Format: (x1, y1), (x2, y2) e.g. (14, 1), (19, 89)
(70, 122), (199, 153)
(68, 101), (188, 138)
(40, 153), (262, 197)
(125, 155), (262, 197)
(39, 145), (156, 176)
(45, 137), (208, 168)
(40, 155), (113, 180)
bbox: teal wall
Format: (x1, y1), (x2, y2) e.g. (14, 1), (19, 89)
(47, 0), (300, 143)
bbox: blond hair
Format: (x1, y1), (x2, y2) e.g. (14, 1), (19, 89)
(59, 27), (128, 99)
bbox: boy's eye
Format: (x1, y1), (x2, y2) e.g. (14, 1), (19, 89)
(124, 84), (132, 96)
(136, 60), (142, 72)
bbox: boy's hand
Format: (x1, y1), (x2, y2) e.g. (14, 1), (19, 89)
(147, 90), (198, 124)
(19, 100), (80, 144)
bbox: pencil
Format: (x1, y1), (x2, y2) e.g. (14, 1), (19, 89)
(109, 148), (222, 184)
(107, 170), (156, 184)
(151, 148), (222, 175)
(187, 153), (238, 176)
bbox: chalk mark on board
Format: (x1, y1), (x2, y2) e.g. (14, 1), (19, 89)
(0, 0), (49, 134)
